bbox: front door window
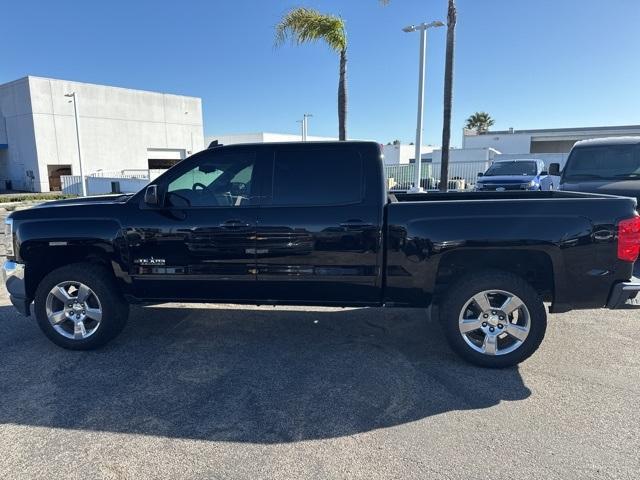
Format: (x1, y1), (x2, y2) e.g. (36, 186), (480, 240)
(167, 153), (256, 208)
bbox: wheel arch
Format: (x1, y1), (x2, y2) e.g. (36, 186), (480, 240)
(24, 246), (121, 300)
(433, 249), (555, 303)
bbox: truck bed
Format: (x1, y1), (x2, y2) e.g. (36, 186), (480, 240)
(384, 189), (638, 311)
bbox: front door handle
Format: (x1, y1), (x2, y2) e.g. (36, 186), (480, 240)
(220, 219), (251, 228)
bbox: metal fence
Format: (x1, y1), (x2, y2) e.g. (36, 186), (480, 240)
(88, 169), (150, 180)
(61, 174), (150, 196)
(385, 160), (489, 191)
(58, 160), (491, 197)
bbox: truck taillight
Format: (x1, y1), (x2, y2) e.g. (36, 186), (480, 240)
(617, 216), (640, 262)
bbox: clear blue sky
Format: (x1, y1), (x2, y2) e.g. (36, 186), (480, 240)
(2, 0), (639, 146)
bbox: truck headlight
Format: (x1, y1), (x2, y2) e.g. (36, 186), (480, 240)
(4, 218), (14, 257)
(521, 180), (537, 190)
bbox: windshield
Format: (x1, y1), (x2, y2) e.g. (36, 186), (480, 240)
(484, 161), (537, 176)
(563, 144), (640, 180)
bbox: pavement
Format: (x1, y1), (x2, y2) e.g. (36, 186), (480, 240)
(0, 289), (638, 480)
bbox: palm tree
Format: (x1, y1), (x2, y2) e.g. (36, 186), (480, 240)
(275, 7), (348, 141)
(378, 1), (457, 192)
(465, 111), (495, 133)
(438, 0), (456, 192)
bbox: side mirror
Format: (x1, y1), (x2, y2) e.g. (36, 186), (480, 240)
(477, 172), (484, 177)
(549, 163), (560, 176)
(144, 185), (160, 207)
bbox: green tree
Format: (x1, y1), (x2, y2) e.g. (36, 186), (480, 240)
(275, 7), (348, 141)
(465, 111), (495, 133)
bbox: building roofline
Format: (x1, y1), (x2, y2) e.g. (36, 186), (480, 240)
(0, 75), (201, 100)
(0, 76), (29, 89)
(474, 124), (640, 136)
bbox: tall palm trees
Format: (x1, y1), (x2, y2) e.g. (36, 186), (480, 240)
(465, 111), (495, 133)
(275, 8), (348, 141)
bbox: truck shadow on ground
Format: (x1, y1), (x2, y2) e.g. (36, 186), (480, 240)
(0, 304), (531, 443)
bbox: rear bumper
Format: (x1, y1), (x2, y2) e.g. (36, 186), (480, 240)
(607, 275), (640, 309)
(2, 260), (31, 316)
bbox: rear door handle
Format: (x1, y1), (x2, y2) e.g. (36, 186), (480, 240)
(220, 219), (251, 228)
(340, 220), (374, 228)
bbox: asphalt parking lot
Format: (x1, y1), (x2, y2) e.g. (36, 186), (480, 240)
(0, 289), (638, 480)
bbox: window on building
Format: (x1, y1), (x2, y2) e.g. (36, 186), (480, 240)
(148, 158), (181, 170)
(47, 164), (72, 192)
(272, 148), (363, 206)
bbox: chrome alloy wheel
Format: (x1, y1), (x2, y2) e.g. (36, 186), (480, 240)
(45, 281), (103, 340)
(458, 289), (531, 356)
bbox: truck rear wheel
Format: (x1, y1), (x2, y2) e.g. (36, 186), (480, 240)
(34, 263), (129, 350)
(439, 270), (547, 368)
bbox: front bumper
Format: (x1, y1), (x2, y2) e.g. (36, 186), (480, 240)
(607, 275), (640, 309)
(2, 260), (31, 316)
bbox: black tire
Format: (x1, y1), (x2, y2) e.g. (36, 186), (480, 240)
(439, 270), (547, 368)
(34, 263), (129, 350)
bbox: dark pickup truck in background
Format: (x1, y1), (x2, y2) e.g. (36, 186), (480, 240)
(552, 136), (640, 207)
(3, 141), (640, 367)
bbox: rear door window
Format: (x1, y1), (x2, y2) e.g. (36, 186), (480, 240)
(271, 148), (363, 206)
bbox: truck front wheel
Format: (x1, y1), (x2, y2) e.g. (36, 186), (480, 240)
(439, 270), (547, 368)
(34, 263), (129, 350)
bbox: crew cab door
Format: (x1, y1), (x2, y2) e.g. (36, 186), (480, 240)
(254, 143), (383, 305)
(126, 146), (265, 301)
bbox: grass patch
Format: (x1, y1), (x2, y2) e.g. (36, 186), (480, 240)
(0, 193), (77, 203)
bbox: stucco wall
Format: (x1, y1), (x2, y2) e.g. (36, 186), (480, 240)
(0, 78), (39, 190)
(382, 144), (435, 165)
(462, 132), (532, 154)
(0, 76), (205, 192)
(28, 77), (204, 192)
(427, 147), (499, 163)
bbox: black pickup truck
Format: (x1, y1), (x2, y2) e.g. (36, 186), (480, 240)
(3, 141), (639, 367)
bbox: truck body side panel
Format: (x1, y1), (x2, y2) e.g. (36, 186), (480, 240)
(384, 196), (637, 310)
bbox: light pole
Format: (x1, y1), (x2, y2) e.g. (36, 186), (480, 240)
(303, 113), (313, 141)
(297, 119), (305, 140)
(64, 92), (87, 196)
(403, 21), (444, 193)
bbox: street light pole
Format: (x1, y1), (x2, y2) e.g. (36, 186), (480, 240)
(297, 119), (304, 141)
(403, 21), (444, 193)
(64, 92), (87, 196)
(303, 113), (313, 141)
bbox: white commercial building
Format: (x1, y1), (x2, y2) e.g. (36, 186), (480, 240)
(0, 76), (204, 192)
(424, 147), (500, 164)
(462, 125), (640, 167)
(381, 142), (434, 165)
